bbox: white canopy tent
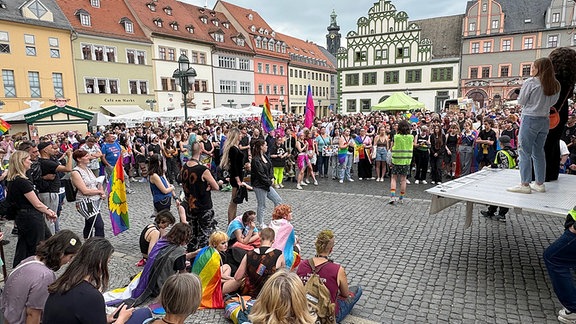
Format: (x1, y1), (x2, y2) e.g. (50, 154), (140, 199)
(202, 106), (249, 120)
(108, 110), (161, 123)
(241, 105), (282, 118)
(161, 108), (208, 121)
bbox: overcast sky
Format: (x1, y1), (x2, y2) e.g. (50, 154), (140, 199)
(183, 0), (468, 47)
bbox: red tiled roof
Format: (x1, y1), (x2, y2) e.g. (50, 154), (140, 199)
(277, 32), (336, 73)
(55, 0), (150, 42)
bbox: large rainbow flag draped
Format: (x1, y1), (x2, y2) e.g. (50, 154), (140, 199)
(191, 246), (224, 309)
(0, 119), (11, 135)
(108, 157), (129, 236)
(261, 96), (275, 133)
(337, 147), (348, 164)
(304, 84), (315, 129)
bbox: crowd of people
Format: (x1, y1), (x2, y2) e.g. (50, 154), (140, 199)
(1, 48), (576, 322)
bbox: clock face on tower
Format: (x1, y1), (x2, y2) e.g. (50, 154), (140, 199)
(330, 34), (335, 39)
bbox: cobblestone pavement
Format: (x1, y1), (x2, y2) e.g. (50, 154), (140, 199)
(0, 171), (569, 323)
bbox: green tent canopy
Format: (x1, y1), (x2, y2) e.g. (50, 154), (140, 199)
(372, 92), (425, 111)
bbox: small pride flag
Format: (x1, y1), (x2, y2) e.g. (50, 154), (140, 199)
(107, 156), (129, 236)
(261, 96), (275, 133)
(0, 119), (11, 135)
(304, 84), (315, 129)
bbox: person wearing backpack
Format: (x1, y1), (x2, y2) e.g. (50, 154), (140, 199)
(297, 230), (362, 323)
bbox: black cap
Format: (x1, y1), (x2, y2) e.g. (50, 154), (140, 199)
(37, 141), (51, 151)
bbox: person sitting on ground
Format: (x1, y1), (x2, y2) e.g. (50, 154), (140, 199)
(136, 210), (176, 267)
(227, 210), (261, 250)
(296, 230), (363, 323)
(480, 135), (518, 222)
(234, 228), (285, 298)
(141, 273), (202, 324)
(132, 223), (194, 305)
(268, 204), (301, 269)
(249, 269), (316, 324)
(1, 230), (82, 324)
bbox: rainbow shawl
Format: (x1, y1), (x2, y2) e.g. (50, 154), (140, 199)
(337, 147), (348, 164)
(191, 246), (224, 309)
(269, 219), (301, 269)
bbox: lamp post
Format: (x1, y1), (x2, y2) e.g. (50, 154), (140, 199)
(145, 99), (156, 111)
(227, 99), (235, 108)
(279, 95), (285, 113)
(0, 100), (4, 111)
(172, 54), (197, 122)
(318, 99), (322, 116)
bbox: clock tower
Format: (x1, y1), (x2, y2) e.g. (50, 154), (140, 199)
(326, 9), (341, 56)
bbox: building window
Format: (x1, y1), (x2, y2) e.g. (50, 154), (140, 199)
(129, 81), (137, 94)
(219, 56), (236, 69)
(500, 65), (509, 77)
(2, 70), (16, 97)
(139, 81), (148, 94)
(28, 0), (48, 19)
(481, 67), (490, 78)
(431, 67), (453, 82)
(502, 39), (511, 51)
(406, 69), (422, 83)
(553, 13), (560, 23)
(272, 65), (277, 75)
(124, 21), (134, 33)
(362, 72), (377, 85)
(548, 35), (559, 48)
(257, 63), (262, 73)
(90, 0), (100, 7)
(164, 48), (173, 61)
(0, 31), (10, 54)
(136, 51), (145, 64)
(52, 73), (64, 97)
(28, 71), (41, 98)
(265, 85), (270, 94)
(375, 49), (388, 60)
(522, 64), (531, 77)
(24, 34), (36, 56)
(220, 80), (237, 94)
(470, 67), (478, 79)
(482, 3), (487, 11)
(80, 13), (91, 26)
(347, 99), (356, 112)
(471, 42), (480, 54)
(345, 73), (359, 86)
(523, 37), (534, 49)
(240, 81), (250, 94)
(469, 22), (476, 32)
(193, 80), (208, 92)
(279, 66), (284, 75)
(258, 84), (263, 94)
(49, 37), (60, 58)
(280, 85), (285, 95)
(161, 77), (176, 91)
(354, 51), (367, 62)
(186, 25), (194, 33)
(164, 6), (172, 15)
(396, 47), (409, 58)
(212, 33), (224, 42)
(127, 49), (135, 63)
(273, 85), (277, 95)
(170, 22), (179, 31)
(265, 64), (270, 74)
(491, 20), (499, 29)
(26, 46), (36, 56)
(384, 71), (399, 84)
(154, 19), (163, 27)
(106, 47), (116, 62)
(94, 46), (104, 61)
(360, 99), (371, 112)
(483, 41), (492, 53)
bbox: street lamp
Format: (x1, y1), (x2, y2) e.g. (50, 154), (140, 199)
(0, 100), (4, 110)
(227, 99), (235, 108)
(145, 99), (157, 111)
(172, 54), (197, 121)
(279, 95), (285, 113)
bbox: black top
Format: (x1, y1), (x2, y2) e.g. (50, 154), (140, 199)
(181, 162), (212, 213)
(239, 136), (250, 164)
(241, 247), (282, 298)
(270, 143), (287, 167)
(7, 176), (35, 209)
(38, 158), (61, 193)
(43, 281), (107, 324)
(478, 129), (497, 153)
(446, 133), (458, 148)
(251, 155), (273, 190)
(139, 223), (159, 255)
(228, 146), (244, 187)
(147, 143), (161, 155)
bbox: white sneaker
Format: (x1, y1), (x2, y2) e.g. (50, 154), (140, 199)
(301, 181), (308, 186)
(431, 181), (436, 185)
(274, 184), (280, 189)
(529, 182), (546, 193)
(339, 180), (343, 183)
(414, 180), (420, 184)
(406, 179), (411, 184)
(305, 179), (310, 184)
(507, 185), (531, 194)
(296, 184), (303, 190)
(422, 180), (428, 185)
(559, 308), (576, 323)
(437, 182), (442, 185)
(314, 180), (318, 186)
(348, 178), (354, 182)
(280, 183), (284, 188)
(370, 177), (376, 180)
(358, 177), (363, 180)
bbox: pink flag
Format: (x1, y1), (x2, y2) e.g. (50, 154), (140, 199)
(304, 84), (315, 128)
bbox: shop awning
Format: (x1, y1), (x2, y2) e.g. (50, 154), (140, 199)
(101, 105), (143, 116)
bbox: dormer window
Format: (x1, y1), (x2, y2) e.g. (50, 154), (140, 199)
(29, 0), (48, 19)
(264, 29), (269, 35)
(210, 11), (216, 17)
(271, 31), (275, 37)
(235, 38), (245, 46)
(75, 9), (91, 26)
(147, 2), (156, 11)
(212, 32), (224, 42)
(163, 6), (172, 15)
(250, 25), (256, 32)
(281, 44), (286, 53)
(268, 39), (274, 51)
(200, 16), (207, 24)
(248, 13), (253, 21)
(153, 18), (163, 27)
(255, 36), (261, 48)
(90, 0), (100, 8)
(223, 22), (229, 28)
(185, 25), (194, 33)
(119, 17), (134, 33)
(259, 28), (263, 34)
(170, 21), (178, 31)
(212, 19), (219, 26)
(482, 3), (487, 11)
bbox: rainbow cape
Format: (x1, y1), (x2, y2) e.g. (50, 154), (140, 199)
(261, 96), (275, 133)
(337, 147), (348, 164)
(0, 119), (11, 135)
(191, 246), (224, 309)
(304, 85), (315, 129)
(107, 156), (129, 236)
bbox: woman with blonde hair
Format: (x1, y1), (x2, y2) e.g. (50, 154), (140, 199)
(249, 269), (315, 324)
(508, 57), (561, 193)
(7, 150), (57, 267)
(220, 128), (249, 223)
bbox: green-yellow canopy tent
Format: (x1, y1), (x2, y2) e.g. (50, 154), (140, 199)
(372, 92), (426, 111)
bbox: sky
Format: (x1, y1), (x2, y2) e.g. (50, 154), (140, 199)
(182, 0), (469, 46)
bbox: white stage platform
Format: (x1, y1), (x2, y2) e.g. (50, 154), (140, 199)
(426, 168), (576, 228)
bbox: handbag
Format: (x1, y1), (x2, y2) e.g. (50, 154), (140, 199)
(371, 147), (377, 160)
(75, 198), (100, 220)
(550, 87), (573, 129)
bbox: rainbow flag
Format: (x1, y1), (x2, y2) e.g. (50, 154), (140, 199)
(261, 96), (275, 133)
(304, 84), (315, 129)
(337, 147), (348, 164)
(191, 246), (224, 309)
(107, 156), (129, 236)
(0, 119), (11, 135)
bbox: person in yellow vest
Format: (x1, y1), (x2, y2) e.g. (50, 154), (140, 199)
(480, 135), (517, 222)
(389, 120), (414, 204)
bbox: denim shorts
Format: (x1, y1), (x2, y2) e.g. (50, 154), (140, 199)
(375, 147), (388, 161)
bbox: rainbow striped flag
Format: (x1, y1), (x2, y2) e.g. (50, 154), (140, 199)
(191, 246), (224, 309)
(261, 96), (275, 133)
(304, 84), (315, 129)
(107, 156), (129, 236)
(0, 119), (11, 135)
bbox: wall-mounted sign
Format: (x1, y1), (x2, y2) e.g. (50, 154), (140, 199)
(104, 98), (136, 103)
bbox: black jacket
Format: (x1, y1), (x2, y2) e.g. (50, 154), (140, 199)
(251, 155), (273, 190)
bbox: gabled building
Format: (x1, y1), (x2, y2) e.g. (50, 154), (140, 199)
(460, 0), (576, 108)
(0, 0), (77, 113)
(56, 0), (154, 115)
(215, 1), (289, 111)
(279, 32), (336, 116)
(338, 0), (463, 113)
